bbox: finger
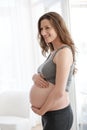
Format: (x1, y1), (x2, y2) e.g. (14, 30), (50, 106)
(35, 76), (49, 88)
(39, 80), (49, 88)
(41, 83), (49, 88)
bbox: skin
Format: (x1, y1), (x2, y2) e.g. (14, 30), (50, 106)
(32, 73), (49, 88)
(31, 19), (73, 115)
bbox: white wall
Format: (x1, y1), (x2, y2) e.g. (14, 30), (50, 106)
(0, 0), (35, 91)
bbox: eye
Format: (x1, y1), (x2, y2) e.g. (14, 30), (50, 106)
(46, 26), (50, 30)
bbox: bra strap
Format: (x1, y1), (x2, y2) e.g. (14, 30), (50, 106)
(53, 45), (71, 58)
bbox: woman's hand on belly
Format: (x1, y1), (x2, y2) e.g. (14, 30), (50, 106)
(31, 106), (44, 116)
(32, 73), (49, 88)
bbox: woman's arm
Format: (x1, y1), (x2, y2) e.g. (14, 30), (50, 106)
(32, 48), (73, 115)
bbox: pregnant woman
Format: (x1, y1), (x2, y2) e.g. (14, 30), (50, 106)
(29, 12), (76, 130)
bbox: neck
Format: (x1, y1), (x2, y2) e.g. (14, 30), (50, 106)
(52, 37), (63, 50)
(52, 42), (63, 51)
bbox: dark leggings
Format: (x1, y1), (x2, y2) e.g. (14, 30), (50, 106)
(41, 105), (73, 130)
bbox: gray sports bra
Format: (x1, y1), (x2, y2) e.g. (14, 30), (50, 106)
(37, 46), (74, 91)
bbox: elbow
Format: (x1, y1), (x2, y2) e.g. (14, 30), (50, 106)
(55, 91), (65, 99)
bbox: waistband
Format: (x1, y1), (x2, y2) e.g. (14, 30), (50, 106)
(43, 104), (71, 116)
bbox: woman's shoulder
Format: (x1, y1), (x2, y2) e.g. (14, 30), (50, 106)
(53, 45), (73, 65)
(53, 45), (71, 57)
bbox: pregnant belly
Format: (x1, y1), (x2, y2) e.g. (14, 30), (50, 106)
(29, 84), (53, 108)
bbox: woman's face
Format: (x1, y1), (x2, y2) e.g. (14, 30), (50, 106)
(40, 19), (58, 44)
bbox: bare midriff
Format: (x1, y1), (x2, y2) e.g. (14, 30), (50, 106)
(29, 84), (70, 110)
(29, 84), (53, 108)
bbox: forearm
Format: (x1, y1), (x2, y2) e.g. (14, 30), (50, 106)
(40, 85), (64, 115)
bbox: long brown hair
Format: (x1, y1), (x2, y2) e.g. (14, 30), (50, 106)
(38, 12), (77, 73)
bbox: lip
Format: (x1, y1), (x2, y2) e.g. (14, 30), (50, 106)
(44, 36), (49, 40)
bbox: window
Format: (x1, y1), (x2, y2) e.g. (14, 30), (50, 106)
(70, 0), (87, 130)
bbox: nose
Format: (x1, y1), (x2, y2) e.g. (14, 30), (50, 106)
(41, 29), (47, 36)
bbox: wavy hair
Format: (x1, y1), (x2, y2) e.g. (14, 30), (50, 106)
(38, 12), (77, 73)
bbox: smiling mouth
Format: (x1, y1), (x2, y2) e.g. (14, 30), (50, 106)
(44, 36), (50, 40)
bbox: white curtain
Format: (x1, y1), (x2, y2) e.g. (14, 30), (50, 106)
(69, 1), (87, 129)
(0, 0), (36, 91)
(0, 0), (43, 128)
